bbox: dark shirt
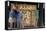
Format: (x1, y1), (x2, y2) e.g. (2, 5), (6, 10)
(9, 10), (22, 28)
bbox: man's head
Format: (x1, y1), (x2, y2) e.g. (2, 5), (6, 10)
(11, 3), (20, 12)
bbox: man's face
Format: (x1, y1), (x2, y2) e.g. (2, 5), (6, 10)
(11, 4), (16, 10)
(11, 3), (20, 12)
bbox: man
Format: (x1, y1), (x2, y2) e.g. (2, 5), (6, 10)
(8, 3), (17, 29)
(9, 3), (22, 29)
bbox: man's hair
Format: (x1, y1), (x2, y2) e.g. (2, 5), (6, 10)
(11, 3), (18, 9)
